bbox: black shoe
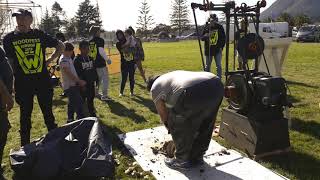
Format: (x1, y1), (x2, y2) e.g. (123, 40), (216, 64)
(191, 156), (204, 166)
(164, 157), (192, 171)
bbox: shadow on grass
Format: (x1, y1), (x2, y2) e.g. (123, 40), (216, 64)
(286, 80), (319, 89)
(291, 118), (320, 139)
(132, 95), (157, 114)
(288, 95), (301, 104)
(106, 100), (147, 123)
(135, 82), (146, 90)
(100, 123), (133, 158)
(259, 150), (320, 180)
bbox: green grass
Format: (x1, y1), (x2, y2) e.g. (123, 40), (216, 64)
(2, 41), (320, 180)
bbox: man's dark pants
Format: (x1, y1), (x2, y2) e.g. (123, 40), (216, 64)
(81, 82), (96, 117)
(65, 86), (85, 121)
(0, 110), (10, 173)
(167, 78), (224, 161)
(15, 86), (57, 146)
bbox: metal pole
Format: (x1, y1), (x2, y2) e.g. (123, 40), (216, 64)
(225, 11), (230, 81)
(192, 7), (205, 71)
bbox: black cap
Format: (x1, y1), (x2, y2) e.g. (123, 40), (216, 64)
(12, 9), (33, 17)
(210, 14), (218, 22)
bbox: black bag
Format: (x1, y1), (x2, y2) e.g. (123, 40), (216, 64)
(10, 118), (114, 180)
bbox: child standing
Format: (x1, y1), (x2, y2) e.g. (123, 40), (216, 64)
(59, 42), (87, 122)
(116, 30), (136, 96)
(122, 28), (136, 49)
(74, 40), (98, 117)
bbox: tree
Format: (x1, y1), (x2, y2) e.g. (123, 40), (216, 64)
(39, 8), (55, 35)
(65, 18), (77, 39)
(152, 23), (172, 34)
(136, 0), (154, 38)
(294, 14), (311, 28)
(170, 0), (190, 36)
(277, 13), (294, 26)
(51, 1), (66, 34)
(75, 0), (103, 37)
(0, 0), (13, 37)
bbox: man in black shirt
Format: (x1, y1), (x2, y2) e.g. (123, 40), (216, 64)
(235, 20), (248, 70)
(201, 14), (226, 78)
(89, 26), (111, 101)
(0, 47), (14, 177)
(2, 9), (64, 146)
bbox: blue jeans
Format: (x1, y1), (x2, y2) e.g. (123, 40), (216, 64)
(205, 49), (222, 78)
(65, 86), (85, 122)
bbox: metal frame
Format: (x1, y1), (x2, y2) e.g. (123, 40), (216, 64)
(191, 0), (267, 81)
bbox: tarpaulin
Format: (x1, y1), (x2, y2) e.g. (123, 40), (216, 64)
(10, 118), (114, 180)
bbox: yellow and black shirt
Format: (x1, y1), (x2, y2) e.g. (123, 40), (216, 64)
(201, 23), (226, 56)
(3, 29), (58, 89)
(89, 36), (106, 68)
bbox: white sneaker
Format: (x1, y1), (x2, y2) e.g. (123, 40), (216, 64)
(101, 96), (112, 101)
(130, 93), (134, 96)
(119, 93), (123, 97)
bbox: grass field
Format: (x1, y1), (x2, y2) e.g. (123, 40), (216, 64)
(2, 41), (320, 180)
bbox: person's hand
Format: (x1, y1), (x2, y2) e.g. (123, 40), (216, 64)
(107, 59), (112, 65)
(164, 121), (170, 134)
(77, 79), (86, 87)
(46, 57), (55, 67)
(1, 94), (14, 112)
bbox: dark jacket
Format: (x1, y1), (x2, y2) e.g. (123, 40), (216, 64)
(201, 22), (226, 56)
(73, 54), (98, 83)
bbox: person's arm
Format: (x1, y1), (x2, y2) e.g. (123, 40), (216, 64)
(98, 47), (109, 61)
(220, 25), (226, 49)
(122, 37), (131, 48)
(154, 99), (169, 129)
(46, 40), (65, 66)
(3, 36), (14, 67)
(60, 63), (86, 87)
(0, 79), (14, 112)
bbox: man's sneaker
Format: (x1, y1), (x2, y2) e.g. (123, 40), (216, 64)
(119, 93), (123, 97)
(164, 157), (192, 171)
(101, 96), (112, 101)
(130, 93), (134, 96)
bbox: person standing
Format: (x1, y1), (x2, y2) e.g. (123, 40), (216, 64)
(235, 20), (248, 70)
(0, 47), (14, 177)
(74, 40), (98, 117)
(116, 30), (136, 96)
(89, 26), (111, 101)
(2, 9), (64, 146)
(129, 26), (147, 83)
(201, 14), (226, 78)
(147, 71), (224, 170)
(59, 42), (87, 122)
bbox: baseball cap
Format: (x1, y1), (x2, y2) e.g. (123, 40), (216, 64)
(210, 14), (218, 22)
(89, 25), (101, 36)
(12, 9), (33, 18)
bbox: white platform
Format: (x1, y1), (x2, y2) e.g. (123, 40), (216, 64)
(118, 126), (288, 180)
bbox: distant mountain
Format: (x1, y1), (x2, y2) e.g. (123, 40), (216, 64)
(261, 0), (320, 21)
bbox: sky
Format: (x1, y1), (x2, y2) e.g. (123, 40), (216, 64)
(10, 0), (276, 31)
